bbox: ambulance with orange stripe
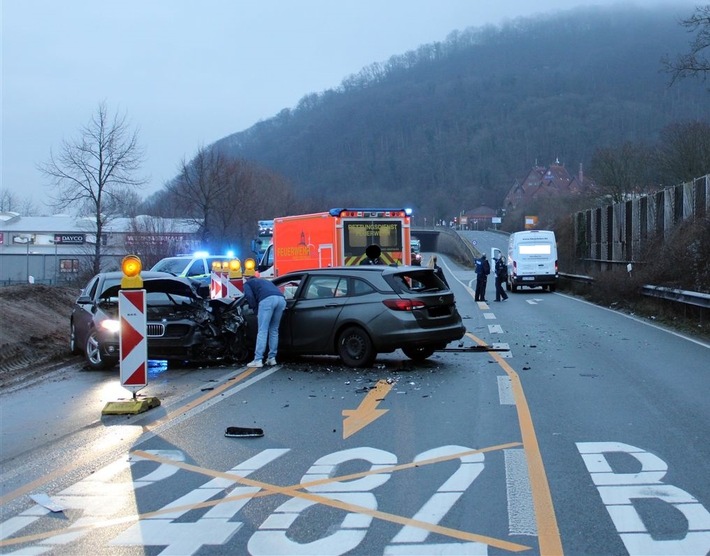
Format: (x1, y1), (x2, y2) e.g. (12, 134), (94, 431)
(257, 208), (413, 277)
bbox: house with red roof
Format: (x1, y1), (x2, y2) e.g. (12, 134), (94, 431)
(504, 160), (596, 210)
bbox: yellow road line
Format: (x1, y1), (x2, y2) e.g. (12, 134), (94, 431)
(466, 331), (564, 555)
(0, 367), (261, 507)
(141, 367), (260, 431)
(2, 442), (530, 552)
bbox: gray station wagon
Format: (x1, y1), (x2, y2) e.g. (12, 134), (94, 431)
(240, 265), (466, 367)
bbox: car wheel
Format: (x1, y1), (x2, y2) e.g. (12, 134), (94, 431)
(337, 326), (376, 368)
(229, 331), (252, 364)
(402, 346), (435, 361)
(70, 321), (81, 355)
(85, 330), (117, 370)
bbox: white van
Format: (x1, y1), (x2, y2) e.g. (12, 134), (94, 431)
(507, 230), (558, 292)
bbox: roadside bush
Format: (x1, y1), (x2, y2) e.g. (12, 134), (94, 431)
(555, 214), (709, 340)
(641, 216), (710, 293)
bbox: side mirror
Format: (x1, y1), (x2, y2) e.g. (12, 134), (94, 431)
(76, 295), (93, 305)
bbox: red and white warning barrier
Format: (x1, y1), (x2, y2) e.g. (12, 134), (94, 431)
(210, 270), (227, 298)
(210, 271), (242, 299)
(119, 289), (147, 391)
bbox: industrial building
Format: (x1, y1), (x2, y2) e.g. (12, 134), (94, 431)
(0, 213), (200, 285)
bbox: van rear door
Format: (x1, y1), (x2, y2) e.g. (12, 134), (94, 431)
(508, 231), (558, 291)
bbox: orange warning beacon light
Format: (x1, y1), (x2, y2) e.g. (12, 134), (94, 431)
(228, 258), (242, 278)
(121, 255), (143, 289)
(243, 258), (256, 277)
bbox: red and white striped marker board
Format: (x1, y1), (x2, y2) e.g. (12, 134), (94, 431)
(119, 289), (147, 391)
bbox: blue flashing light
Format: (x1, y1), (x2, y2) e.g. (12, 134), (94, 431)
(193, 251), (210, 257)
(330, 208), (413, 217)
(226, 250), (235, 258)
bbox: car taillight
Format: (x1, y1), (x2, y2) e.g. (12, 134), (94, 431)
(383, 299), (426, 311)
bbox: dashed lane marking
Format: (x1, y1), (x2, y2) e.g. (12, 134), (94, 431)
(497, 376), (514, 405)
(465, 332), (563, 555)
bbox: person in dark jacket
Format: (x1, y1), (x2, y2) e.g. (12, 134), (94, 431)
(429, 255), (449, 287)
(360, 244), (383, 265)
(474, 253), (490, 301)
(494, 255), (509, 301)
(243, 273), (286, 367)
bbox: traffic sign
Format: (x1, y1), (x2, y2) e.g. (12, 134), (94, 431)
(119, 289), (148, 391)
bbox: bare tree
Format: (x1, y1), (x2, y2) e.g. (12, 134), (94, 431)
(162, 147), (301, 256)
(125, 215), (199, 268)
(590, 142), (656, 203)
(656, 120), (710, 185)
(0, 189), (39, 215)
(0, 189), (21, 213)
(106, 187), (144, 218)
(38, 102), (146, 275)
(664, 4), (710, 84)
(209, 157), (257, 251)
(166, 147), (231, 250)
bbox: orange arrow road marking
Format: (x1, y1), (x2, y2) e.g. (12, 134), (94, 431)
(342, 379), (393, 438)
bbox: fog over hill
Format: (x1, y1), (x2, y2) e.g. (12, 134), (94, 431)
(210, 4), (709, 219)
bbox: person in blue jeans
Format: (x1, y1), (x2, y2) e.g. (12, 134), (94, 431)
(243, 273), (286, 367)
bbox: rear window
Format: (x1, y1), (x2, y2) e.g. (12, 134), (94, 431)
(386, 269), (448, 293)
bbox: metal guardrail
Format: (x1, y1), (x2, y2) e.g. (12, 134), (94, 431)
(558, 273), (710, 309)
(558, 272), (594, 284)
(640, 285), (710, 309)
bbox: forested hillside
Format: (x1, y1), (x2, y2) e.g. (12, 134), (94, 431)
(212, 4), (709, 221)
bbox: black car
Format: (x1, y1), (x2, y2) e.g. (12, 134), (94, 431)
(240, 265), (465, 367)
(70, 271), (247, 369)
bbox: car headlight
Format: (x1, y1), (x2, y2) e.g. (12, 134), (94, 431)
(100, 319), (121, 333)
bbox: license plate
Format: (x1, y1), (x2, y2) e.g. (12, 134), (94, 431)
(522, 277), (535, 281)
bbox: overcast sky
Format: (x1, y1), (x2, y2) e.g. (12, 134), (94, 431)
(2, 0), (683, 213)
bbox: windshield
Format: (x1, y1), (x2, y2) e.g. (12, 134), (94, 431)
(342, 220), (403, 265)
(151, 258), (190, 274)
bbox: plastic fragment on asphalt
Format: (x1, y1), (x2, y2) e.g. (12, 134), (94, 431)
(225, 426), (264, 438)
(30, 493), (63, 513)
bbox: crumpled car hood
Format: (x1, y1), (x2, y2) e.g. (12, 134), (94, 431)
(100, 278), (202, 300)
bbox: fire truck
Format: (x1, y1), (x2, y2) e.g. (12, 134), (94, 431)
(257, 208), (413, 277)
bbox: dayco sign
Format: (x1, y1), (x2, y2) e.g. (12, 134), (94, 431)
(54, 234), (85, 244)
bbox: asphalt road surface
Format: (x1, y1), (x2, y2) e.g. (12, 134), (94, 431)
(1, 243), (709, 555)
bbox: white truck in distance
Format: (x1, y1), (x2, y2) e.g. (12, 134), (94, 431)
(507, 230), (558, 292)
